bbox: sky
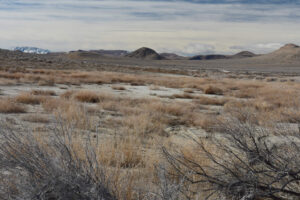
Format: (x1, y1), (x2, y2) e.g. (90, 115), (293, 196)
(0, 0), (300, 55)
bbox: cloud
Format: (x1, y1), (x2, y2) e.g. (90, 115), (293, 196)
(158, 43), (216, 56)
(0, 0), (299, 54)
(230, 43), (283, 54)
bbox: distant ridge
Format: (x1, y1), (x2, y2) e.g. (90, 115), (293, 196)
(68, 49), (128, 59)
(160, 53), (187, 60)
(89, 50), (128, 57)
(126, 47), (164, 60)
(190, 54), (228, 60)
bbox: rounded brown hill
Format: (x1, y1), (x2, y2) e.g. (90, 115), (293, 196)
(126, 47), (164, 60)
(263, 43), (300, 61)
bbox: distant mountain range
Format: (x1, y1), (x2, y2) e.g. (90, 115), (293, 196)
(6, 43), (300, 62)
(13, 47), (50, 54)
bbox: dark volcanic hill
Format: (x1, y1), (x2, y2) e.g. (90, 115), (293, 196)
(126, 47), (164, 60)
(89, 50), (128, 57)
(231, 51), (257, 59)
(160, 53), (187, 60)
(190, 54), (228, 60)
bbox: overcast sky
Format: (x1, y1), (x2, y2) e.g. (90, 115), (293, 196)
(0, 0), (299, 55)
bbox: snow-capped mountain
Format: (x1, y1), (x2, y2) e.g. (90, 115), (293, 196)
(13, 47), (50, 54)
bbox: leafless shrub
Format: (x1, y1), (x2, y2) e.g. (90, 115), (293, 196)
(143, 165), (189, 200)
(0, 121), (116, 200)
(163, 114), (300, 199)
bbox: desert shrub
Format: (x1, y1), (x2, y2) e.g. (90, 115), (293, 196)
(163, 115), (300, 199)
(172, 93), (195, 99)
(194, 96), (228, 106)
(204, 86), (223, 95)
(21, 114), (50, 123)
(0, 98), (26, 113)
(16, 93), (45, 104)
(74, 90), (100, 103)
(112, 85), (126, 90)
(60, 90), (76, 99)
(0, 121), (116, 200)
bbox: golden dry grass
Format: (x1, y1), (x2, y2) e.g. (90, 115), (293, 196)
(195, 96), (228, 106)
(204, 86), (223, 95)
(2, 67), (300, 199)
(172, 92), (195, 99)
(74, 90), (100, 103)
(21, 114), (50, 123)
(15, 93), (46, 105)
(112, 85), (126, 90)
(42, 98), (95, 130)
(30, 90), (56, 96)
(0, 98), (26, 113)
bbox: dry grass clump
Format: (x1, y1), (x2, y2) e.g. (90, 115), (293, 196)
(146, 101), (189, 117)
(15, 93), (46, 105)
(224, 83), (300, 124)
(122, 112), (168, 137)
(30, 89), (56, 96)
(60, 90), (76, 99)
(42, 98), (93, 128)
(61, 90), (115, 105)
(21, 114), (50, 123)
(97, 136), (146, 168)
(0, 78), (18, 85)
(74, 90), (100, 103)
(232, 88), (257, 98)
(204, 86), (223, 95)
(0, 98), (26, 113)
(183, 89), (194, 93)
(42, 98), (64, 112)
(195, 96), (228, 106)
(37, 78), (55, 86)
(112, 85), (126, 90)
(149, 85), (162, 91)
(172, 93), (195, 99)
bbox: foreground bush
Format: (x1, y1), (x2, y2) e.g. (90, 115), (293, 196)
(163, 116), (300, 199)
(0, 121), (115, 200)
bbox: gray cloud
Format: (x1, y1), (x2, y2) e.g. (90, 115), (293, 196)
(0, 0), (299, 54)
(230, 43), (284, 54)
